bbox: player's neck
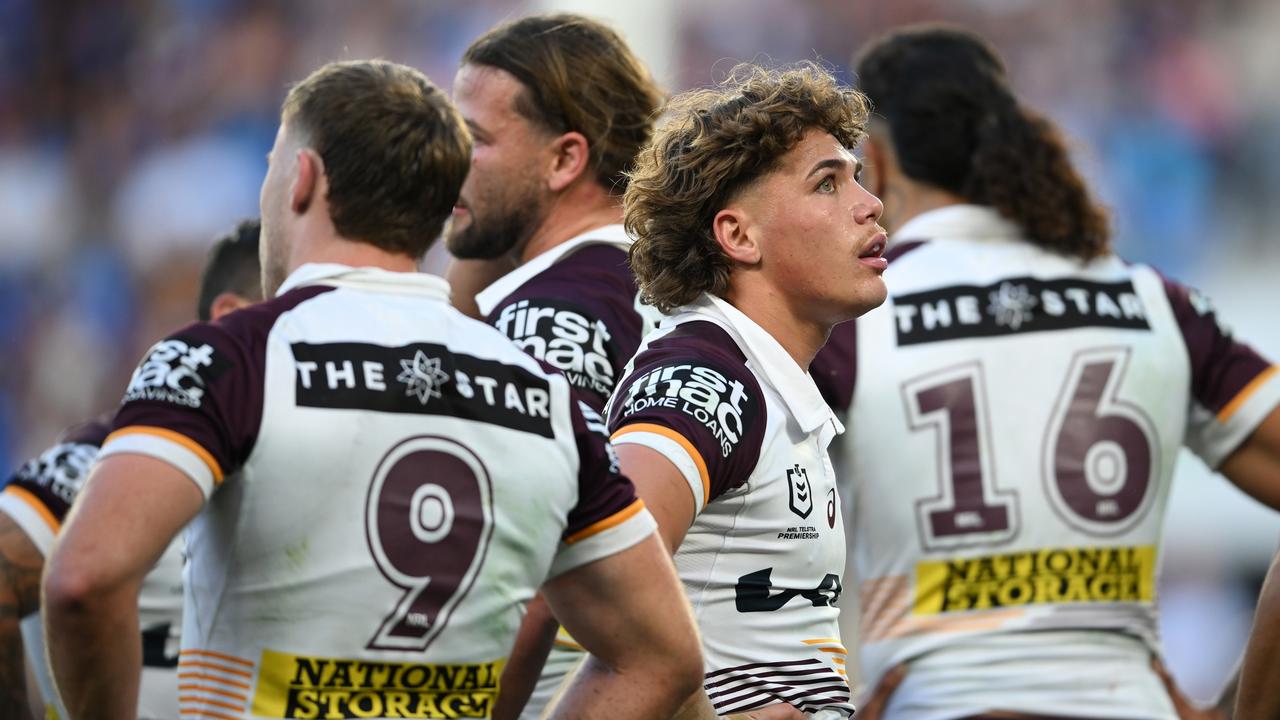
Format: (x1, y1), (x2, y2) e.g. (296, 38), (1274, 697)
(885, 180), (966, 235)
(723, 283), (828, 371)
(291, 229), (418, 275)
(518, 185), (621, 264)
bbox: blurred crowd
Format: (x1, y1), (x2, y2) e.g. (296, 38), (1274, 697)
(6, 0), (1280, 466)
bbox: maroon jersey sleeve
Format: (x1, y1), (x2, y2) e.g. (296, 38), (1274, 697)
(1161, 275), (1280, 466)
(102, 285), (333, 495)
(607, 321), (767, 510)
(1, 418), (110, 535)
(548, 390), (656, 578)
(486, 245), (646, 412)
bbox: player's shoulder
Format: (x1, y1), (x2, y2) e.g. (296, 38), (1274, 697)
(9, 417), (109, 487)
(216, 283), (340, 340)
(495, 244), (637, 320)
(636, 320), (747, 365)
(58, 414), (113, 448)
(612, 321), (767, 444)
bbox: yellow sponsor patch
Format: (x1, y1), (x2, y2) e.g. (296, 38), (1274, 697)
(250, 649), (503, 719)
(913, 545), (1156, 615)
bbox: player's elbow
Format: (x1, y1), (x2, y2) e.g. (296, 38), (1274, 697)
(43, 551), (119, 621)
(43, 562), (98, 619)
(651, 629), (706, 701)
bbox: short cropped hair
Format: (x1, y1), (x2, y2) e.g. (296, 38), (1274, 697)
(463, 13), (662, 195)
(624, 63), (871, 312)
(283, 60), (470, 258)
(197, 219), (261, 321)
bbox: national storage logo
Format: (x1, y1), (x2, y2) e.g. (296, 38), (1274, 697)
(912, 545), (1156, 615)
(250, 650), (503, 719)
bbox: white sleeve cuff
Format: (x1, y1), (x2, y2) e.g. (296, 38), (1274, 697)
(1190, 368), (1280, 469)
(611, 430), (708, 515)
(0, 492), (56, 555)
(98, 432), (217, 499)
(549, 503), (658, 579)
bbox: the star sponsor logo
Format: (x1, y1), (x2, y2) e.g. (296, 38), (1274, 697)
(892, 277), (1150, 346)
(987, 281), (1038, 330)
(397, 350), (451, 406)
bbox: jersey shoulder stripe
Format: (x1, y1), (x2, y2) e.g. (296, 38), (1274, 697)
(608, 320), (767, 503)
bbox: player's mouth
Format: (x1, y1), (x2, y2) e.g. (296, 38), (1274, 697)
(858, 232), (888, 271)
(451, 199), (469, 217)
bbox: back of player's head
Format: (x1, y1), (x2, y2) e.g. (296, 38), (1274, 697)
(855, 24), (1109, 260)
(198, 219), (262, 321)
(282, 60), (470, 258)
(624, 62), (870, 313)
(462, 13), (663, 196)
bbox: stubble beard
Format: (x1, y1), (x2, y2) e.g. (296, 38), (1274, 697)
(446, 189), (549, 261)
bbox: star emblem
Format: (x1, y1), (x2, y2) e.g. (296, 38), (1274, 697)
(397, 350), (450, 405)
(987, 281), (1038, 330)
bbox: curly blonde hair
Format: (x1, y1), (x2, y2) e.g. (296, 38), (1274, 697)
(624, 62), (871, 313)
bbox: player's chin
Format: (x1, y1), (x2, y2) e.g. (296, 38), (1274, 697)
(442, 223), (473, 255)
(843, 274), (888, 319)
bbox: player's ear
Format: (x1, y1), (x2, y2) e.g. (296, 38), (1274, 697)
(861, 133), (893, 200)
(546, 131), (590, 193)
(209, 292), (254, 322)
(291, 148), (324, 215)
(712, 206), (761, 266)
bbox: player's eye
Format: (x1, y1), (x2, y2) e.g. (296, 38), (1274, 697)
(816, 176), (836, 193)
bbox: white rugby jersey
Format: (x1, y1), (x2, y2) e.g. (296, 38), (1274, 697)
(97, 263), (656, 720)
(474, 224), (662, 720)
(607, 294), (854, 718)
(1, 419), (183, 720)
(811, 205), (1280, 720)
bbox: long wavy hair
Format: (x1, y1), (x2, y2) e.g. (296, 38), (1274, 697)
(856, 25), (1110, 260)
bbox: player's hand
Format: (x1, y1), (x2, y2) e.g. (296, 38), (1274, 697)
(723, 702), (806, 719)
(854, 664), (907, 720)
(1152, 658), (1229, 720)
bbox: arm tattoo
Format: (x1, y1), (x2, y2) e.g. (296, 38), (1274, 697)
(0, 515), (46, 717)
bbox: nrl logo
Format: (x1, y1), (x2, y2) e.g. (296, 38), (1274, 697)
(787, 464), (812, 519)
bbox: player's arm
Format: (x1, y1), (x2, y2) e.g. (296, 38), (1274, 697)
(542, 533), (704, 719)
(1236, 548), (1280, 720)
(1219, 406), (1280, 509)
(0, 514), (41, 717)
(491, 593), (560, 720)
(1161, 277), (1280, 507)
(617, 445), (804, 720)
(43, 454), (203, 720)
(613, 443), (695, 553)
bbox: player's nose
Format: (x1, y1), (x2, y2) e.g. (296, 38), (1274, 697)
(853, 185), (884, 224)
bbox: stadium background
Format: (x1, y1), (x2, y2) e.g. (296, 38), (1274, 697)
(2, 0), (1277, 704)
